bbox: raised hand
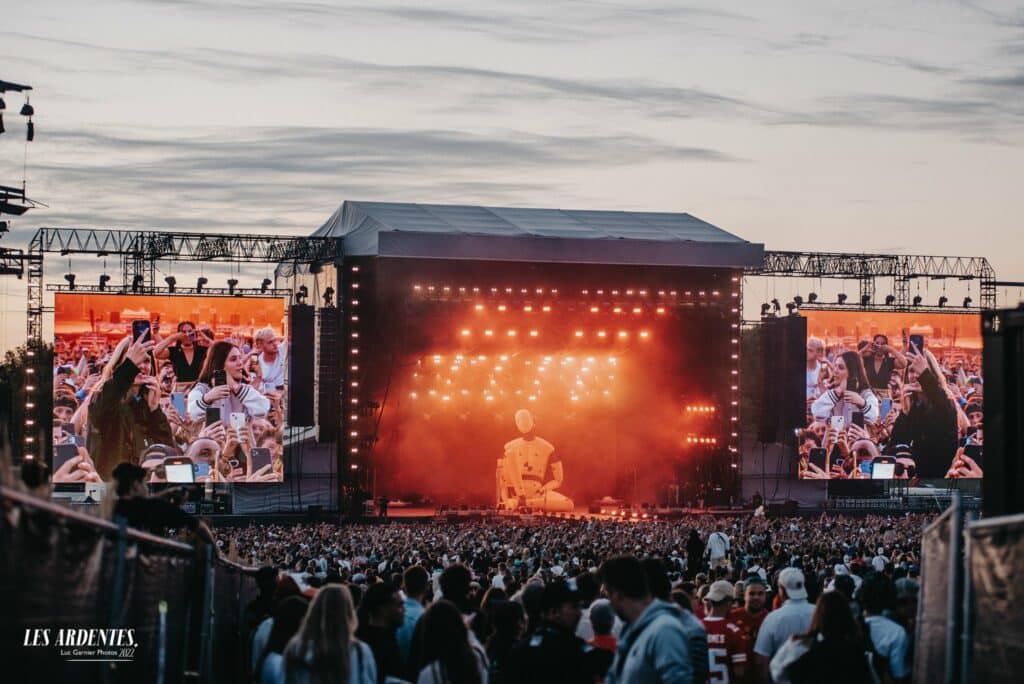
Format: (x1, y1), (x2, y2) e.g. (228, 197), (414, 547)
(125, 331), (155, 369)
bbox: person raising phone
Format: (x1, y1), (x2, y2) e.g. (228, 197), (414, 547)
(810, 351), (880, 425)
(860, 335), (908, 392)
(153, 320), (211, 383)
(85, 333), (175, 479)
(188, 340), (270, 423)
(889, 344), (959, 478)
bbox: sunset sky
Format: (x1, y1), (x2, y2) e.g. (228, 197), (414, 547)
(2, 0), (1023, 351)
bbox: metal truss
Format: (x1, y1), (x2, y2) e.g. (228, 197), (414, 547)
(45, 285), (294, 298)
(750, 251), (997, 310)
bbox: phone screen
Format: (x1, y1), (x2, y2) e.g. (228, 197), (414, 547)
(171, 392), (186, 416)
(872, 462), (896, 479)
(880, 398), (893, 420)
(809, 447), (827, 471)
(963, 444), (983, 472)
(909, 334), (925, 351)
(206, 406), (221, 425)
(194, 462), (211, 478)
(851, 411), (865, 428)
(830, 416), (845, 431)
(164, 460), (195, 483)
(859, 460), (873, 476)
(54, 443), (79, 471)
(132, 319), (151, 343)
(250, 447), (273, 473)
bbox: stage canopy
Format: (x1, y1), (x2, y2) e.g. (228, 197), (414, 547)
(311, 201), (763, 268)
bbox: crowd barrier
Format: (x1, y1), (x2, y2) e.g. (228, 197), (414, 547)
(0, 486), (259, 684)
(914, 495), (1024, 684)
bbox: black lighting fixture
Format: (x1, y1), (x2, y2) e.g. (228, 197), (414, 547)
(785, 302), (797, 314)
(963, 296), (973, 307)
(197, 276), (208, 293)
(837, 293), (848, 304)
(808, 292), (818, 303)
(131, 274), (145, 293)
(98, 274), (111, 291)
(20, 98), (33, 142)
(861, 294), (871, 306)
(309, 262), (323, 275)
(63, 273), (76, 290)
(323, 286), (335, 307)
(227, 278), (238, 295)
(771, 298), (781, 314)
(164, 275), (176, 293)
(0, 96), (4, 135)
(0, 220), (8, 233)
(296, 285), (308, 304)
(760, 303), (771, 317)
(938, 295), (948, 307)
(913, 295), (923, 306)
(261, 278), (272, 293)
(793, 295), (804, 306)
(885, 294), (896, 306)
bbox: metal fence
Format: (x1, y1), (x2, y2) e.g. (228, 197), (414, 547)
(0, 486), (259, 684)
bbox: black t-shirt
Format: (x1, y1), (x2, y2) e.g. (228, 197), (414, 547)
(864, 355), (895, 390)
(114, 496), (198, 535)
(167, 344), (207, 383)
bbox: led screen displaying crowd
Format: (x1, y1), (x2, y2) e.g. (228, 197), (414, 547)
(797, 311), (982, 480)
(51, 294), (287, 484)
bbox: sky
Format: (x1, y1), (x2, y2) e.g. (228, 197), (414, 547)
(1, 0), (1023, 352)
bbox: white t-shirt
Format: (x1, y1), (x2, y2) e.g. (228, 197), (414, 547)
(806, 361), (822, 399)
(708, 531), (731, 559)
(259, 352), (285, 392)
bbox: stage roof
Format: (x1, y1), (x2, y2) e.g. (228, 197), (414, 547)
(312, 201), (764, 268)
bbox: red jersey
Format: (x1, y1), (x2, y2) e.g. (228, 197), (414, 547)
(701, 616), (749, 684)
(728, 607), (768, 643)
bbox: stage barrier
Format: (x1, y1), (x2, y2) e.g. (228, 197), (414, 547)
(0, 486), (259, 684)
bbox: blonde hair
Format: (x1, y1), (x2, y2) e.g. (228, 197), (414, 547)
(255, 327), (277, 343)
(807, 336), (825, 353)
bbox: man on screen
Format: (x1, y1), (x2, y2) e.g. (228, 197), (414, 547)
(498, 409), (574, 512)
(255, 327), (285, 394)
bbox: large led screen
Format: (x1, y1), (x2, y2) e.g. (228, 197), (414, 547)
(52, 293), (287, 484)
(796, 310), (982, 481)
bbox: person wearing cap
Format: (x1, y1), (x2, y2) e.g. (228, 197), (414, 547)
(729, 577), (770, 645)
(753, 568), (815, 679)
(600, 556), (694, 684)
(505, 580), (594, 684)
(701, 580), (749, 683)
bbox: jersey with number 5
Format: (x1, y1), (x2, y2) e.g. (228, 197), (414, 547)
(702, 617), (749, 684)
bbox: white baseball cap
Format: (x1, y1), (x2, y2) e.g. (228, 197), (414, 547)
(778, 567), (808, 600)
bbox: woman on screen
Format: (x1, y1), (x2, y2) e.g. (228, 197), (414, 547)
(85, 334), (175, 479)
(810, 350), (880, 424)
(153, 320), (210, 383)
(187, 340), (270, 423)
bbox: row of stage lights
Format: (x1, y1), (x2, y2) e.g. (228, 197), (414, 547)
(464, 303), (671, 315)
(22, 347), (38, 457)
(457, 328), (651, 340)
(762, 293), (974, 315)
(59, 274), (337, 304)
(413, 285), (730, 299)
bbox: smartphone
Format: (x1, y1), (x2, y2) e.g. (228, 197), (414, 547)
(963, 444), (983, 473)
(859, 460), (874, 476)
(212, 369), (227, 387)
(194, 462), (211, 478)
(164, 457), (195, 483)
(871, 457), (896, 479)
(171, 392), (186, 416)
(54, 443), (79, 472)
(851, 411), (865, 429)
(72, 435), (86, 448)
(187, 330), (197, 342)
(61, 422), (76, 437)
(132, 319), (151, 343)
(205, 406), (221, 425)
(809, 447), (827, 471)
(250, 447), (273, 473)
(880, 398), (893, 420)
(229, 412), (246, 432)
(909, 334), (925, 352)
(830, 415), (845, 431)
(833, 457), (844, 469)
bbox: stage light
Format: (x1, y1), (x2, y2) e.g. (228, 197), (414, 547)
(656, 307), (665, 314)
(760, 303), (771, 317)
(196, 276), (208, 293)
(529, 330), (539, 337)
(590, 306), (599, 313)
(131, 274), (145, 293)
(885, 295), (896, 305)
(296, 285), (308, 304)
(597, 330), (607, 338)
(524, 305), (533, 312)
(639, 330), (650, 339)
(938, 296), (948, 307)
(461, 329), (471, 337)
(323, 287), (335, 306)
(498, 305), (507, 311)
(837, 293), (848, 304)
(771, 298), (781, 313)
(507, 330), (517, 337)
(793, 295), (803, 306)
(309, 262), (323, 275)
(542, 305), (551, 312)
(20, 99), (33, 117)
(227, 278), (238, 295)
(632, 307), (641, 314)
(808, 292), (818, 303)
(164, 275), (176, 293)
(484, 329), (494, 337)
(913, 295), (922, 306)
(618, 331), (628, 338)
(785, 302), (797, 314)
(861, 294), (871, 306)
(575, 330), (584, 338)
(261, 278), (272, 293)
(963, 297), (973, 307)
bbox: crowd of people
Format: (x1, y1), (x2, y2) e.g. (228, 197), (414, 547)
(800, 331), (983, 480)
(208, 512), (927, 683)
(50, 318), (286, 484)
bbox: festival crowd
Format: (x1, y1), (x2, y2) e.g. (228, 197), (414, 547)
(800, 331), (983, 480)
(50, 317), (286, 484)
(201, 513), (927, 684)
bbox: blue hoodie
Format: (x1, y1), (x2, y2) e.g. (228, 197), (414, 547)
(606, 599), (695, 684)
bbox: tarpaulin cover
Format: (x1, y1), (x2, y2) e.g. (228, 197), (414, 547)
(968, 514), (1024, 683)
(915, 510), (952, 684)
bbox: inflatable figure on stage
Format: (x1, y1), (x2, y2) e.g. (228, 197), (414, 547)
(496, 409), (574, 512)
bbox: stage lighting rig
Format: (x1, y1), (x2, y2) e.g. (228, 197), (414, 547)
(261, 278), (272, 293)
(197, 276), (208, 293)
(837, 293), (848, 304)
(963, 297), (973, 307)
(131, 274), (144, 293)
(323, 287), (335, 307)
(63, 273), (75, 290)
(885, 295), (896, 305)
(296, 285), (308, 304)
(227, 278), (238, 295)
(98, 274), (111, 291)
(164, 275), (176, 293)
(938, 295), (948, 307)
(913, 295), (923, 306)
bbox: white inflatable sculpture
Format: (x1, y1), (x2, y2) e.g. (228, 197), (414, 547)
(496, 409), (574, 512)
